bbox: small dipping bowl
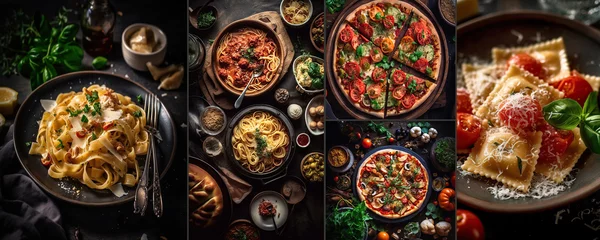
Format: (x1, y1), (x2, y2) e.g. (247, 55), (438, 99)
(296, 133), (310, 148)
(199, 106), (227, 136)
(203, 136), (223, 157)
(280, 176), (307, 204)
(121, 23), (167, 71)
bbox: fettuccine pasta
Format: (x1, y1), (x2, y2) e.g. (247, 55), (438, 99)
(29, 85), (148, 191)
(231, 111), (289, 173)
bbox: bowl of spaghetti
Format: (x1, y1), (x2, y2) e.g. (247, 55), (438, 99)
(225, 105), (295, 180)
(280, 0), (313, 27)
(212, 20), (284, 97)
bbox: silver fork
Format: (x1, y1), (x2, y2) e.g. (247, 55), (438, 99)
(133, 93), (153, 215)
(148, 93), (163, 217)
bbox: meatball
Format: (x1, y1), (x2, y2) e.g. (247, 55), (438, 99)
(231, 52), (241, 61)
(218, 55), (232, 66)
(248, 35), (259, 47)
(238, 58), (249, 69)
(217, 68), (228, 79)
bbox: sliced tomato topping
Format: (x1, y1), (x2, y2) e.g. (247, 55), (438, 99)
(538, 123), (574, 164)
(350, 88), (362, 103)
(76, 130), (87, 138)
(552, 72), (593, 106)
(392, 86), (407, 100)
(498, 94), (543, 134)
(369, 6), (384, 22)
(392, 69), (406, 85)
(367, 84), (383, 99)
(372, 67), (386, 83)
(399, 36), (416, 53)
(417, 28), (430, 45)
(351, 36), (361, 50)
(102, 122), (114, 130)
(374, 37), (383, 47)
(358, 23), (374, 38)
(359, 57), (371, 71)
(352, 79), (366, 94)
(381, 37), (395, 53)
(456, 113), (482, 149)
(457, 88), (473, 113)
(383, 15), (395, 29)
(344, 62), (361, 80)
(339, 27), (354, 43)
(401, 94), (416, 109)
(370, 48), (384, 63)
(413, 57), (429, 72)
(507, 53), (545, 79)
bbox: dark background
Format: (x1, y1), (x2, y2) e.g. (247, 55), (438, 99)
(325, 120), (456, 240)
(458, 1), (600, 239)
(0, 0), (187, 239)
(325, 0), (456, 120)
(188, 0), (325, 239)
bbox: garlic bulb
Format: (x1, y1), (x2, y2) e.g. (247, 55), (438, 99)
(421, 133), (431, 143)
(420, 219), (436, 235)
(410, 126), (422, 138)
(429, 128), (438, 138)
(435, 221), (451, 237)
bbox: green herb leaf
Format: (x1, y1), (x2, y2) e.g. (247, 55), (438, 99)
(581, 116), (600, 154)
(25, 142), (31, 147)
(197, 11), (216, 28)
(137, 95), (143, 103)
(92, 56), (108, 70)
(57, 24), (78, 44)
(517, 156), (523, 175)
(133, 110), (142, 118)
(83, 105), (90, 113)
(543, 98), (582, 130)
(92, 102), (102, 116)
(91, 132), (98, 140)
(81, 114), (89, 123)
(86, 91), (99, 103)
(57, 139), (64, 149)
(583, 91), (600, 117)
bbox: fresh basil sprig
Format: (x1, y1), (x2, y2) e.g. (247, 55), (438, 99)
(543, 91), (600, 153)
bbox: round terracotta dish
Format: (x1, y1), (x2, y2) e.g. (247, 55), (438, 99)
(211, 19), (285, 97)
(457, 11), (600, 213)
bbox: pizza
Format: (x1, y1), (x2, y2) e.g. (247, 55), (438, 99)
(356, 149), (429, 219)
(392, 10), (441, 79)
(332, 0), (443, 118)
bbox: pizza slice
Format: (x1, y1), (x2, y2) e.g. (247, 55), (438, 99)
(385, 68), (436, 116)
(334, 23), (388, 118)
(392, 11), (441, 79)
(346, 1), (411, 53)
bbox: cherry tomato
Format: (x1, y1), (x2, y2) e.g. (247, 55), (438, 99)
(457, 88), (473, 113)
(41, 155), (51, 167)
(376, 231), (389, 240)
(372, 67), (386, 83)
(498, 94), (542, 134)
(373, 37), (383, 47)
(392, 69), (406, 85)
(359, 57), (371, 71)
(334, 176), (339, 182)
(383, 15), (395, 29)
(538, 123), (574, 164)
(457, 209), (485, 240)
(370, 48), (384, 63)
(433, 200), (438, 206)
(367, 84), (383, 99)
(399, 36), (416, 53)
(339, 27), (354, 43)
(102, 122), (114, 130)
(416, 28), (430, 45)
(401, 94), (416, 109)
(414, 57), (429, 73)
(552, 73), (593, 106)
(507, 53), (545, 79)
(344, 62), (361, 80)
(456, 113), (482, 149)
(392, 86), (407, 100)
(350, 88), (362, 103)
(381, 37), (395, 53)
(358, 23), (374, 38)
(75, 130), (87, 138)
(352, 79), (366, 94)
(388, 137), (395, 143)
(362, 138), (372, 148)
(368, 6), (384, 22)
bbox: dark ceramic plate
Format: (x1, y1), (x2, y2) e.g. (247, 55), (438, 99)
(352, 145), (432, 223)
(457, 11), (600, 212)
(189, 156), (232, 238)
(13, 71), (176, 206)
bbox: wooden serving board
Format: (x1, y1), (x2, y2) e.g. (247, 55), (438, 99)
(325, 0), (449, 119)
(200, 11), (295, 110)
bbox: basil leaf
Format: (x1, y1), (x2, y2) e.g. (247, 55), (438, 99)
(58, 24), (79, 44)
(583, 91), (600, 117)
(41, 64), (57, 82)
(28, 47), (46, 60)
(581, 120), (600, 154)
(60, 44), (84, 72)
(92, 56), (108, 70)
(543, 99), (582, 130)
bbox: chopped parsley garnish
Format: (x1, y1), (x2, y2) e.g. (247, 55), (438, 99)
(91, 132), (98, 140)
(91, 102), (102, 116)
(375, 56), (394, 70)
(408, 79), (417, 93)
(137, 95), (143, 103)
(67, 108), (83, 117)
(434, 138), (456, 169)
(133, 110), (142, 118)
(57, 139), (64, 149)
(81, 115), (89, 123)
(242, 48), (254, 59)
(254, 128), (271, 158)
(25, 142), (31, 147)
(86, 91), (99, 103)
(83, 105), (90, 113)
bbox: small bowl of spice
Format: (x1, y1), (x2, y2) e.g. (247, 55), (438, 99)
(190, 5), (218, 31)
(438, 0), (456, 26)
(200, 106), (226, 136)
(296, 133), (310, 148)
(327, 145), (354, 173)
